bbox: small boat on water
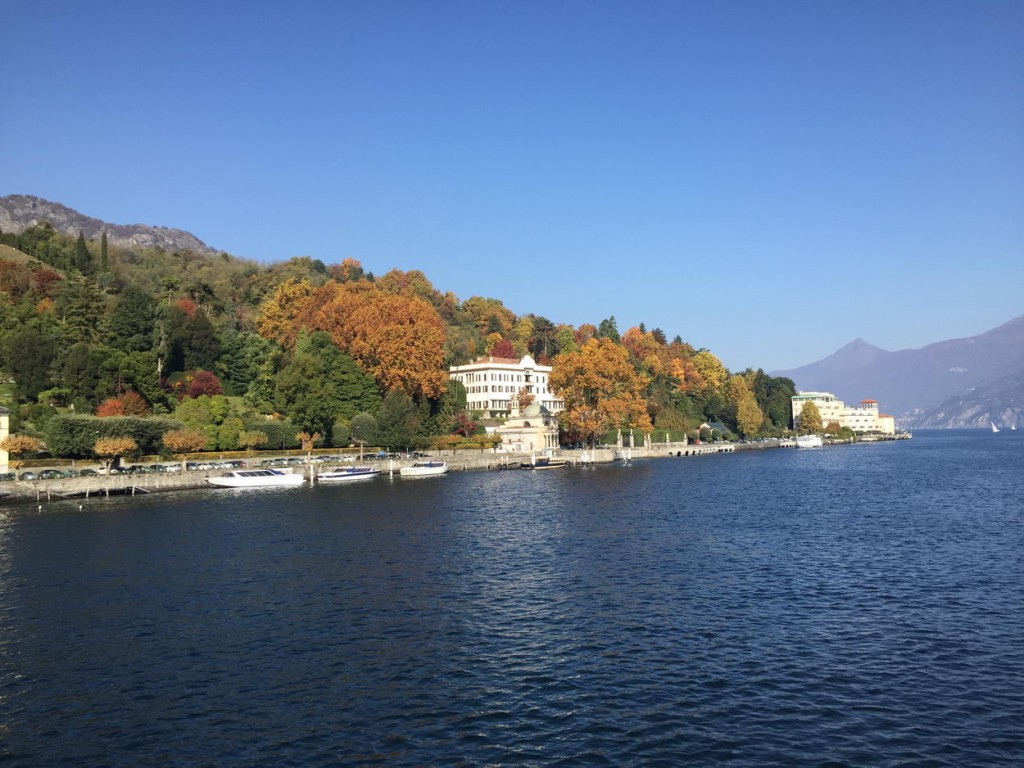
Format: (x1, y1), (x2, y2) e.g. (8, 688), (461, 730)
(318, 465), (380, 483)
(991, 421), (1000, 433)
(207, 469), (305, 488)
(796, 434), (823, 449)
(399, 461), (448, 477)
(521, 457), (568, 469)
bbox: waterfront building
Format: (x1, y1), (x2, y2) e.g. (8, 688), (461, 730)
(791, 392), (846, 429)
(494, 401), (561, 454)
(791, 392), (896, 435)
(448, 354), (564, 418)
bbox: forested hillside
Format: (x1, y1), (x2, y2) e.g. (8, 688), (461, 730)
(0, 217), (796, 459)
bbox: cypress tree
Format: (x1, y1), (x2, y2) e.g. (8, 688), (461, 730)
(74, 232), (93, 274)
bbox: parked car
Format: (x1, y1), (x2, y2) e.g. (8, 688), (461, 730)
(0, 472), (15, 482)
(78, 468), (99, 477)
(18, 471), (38, 481)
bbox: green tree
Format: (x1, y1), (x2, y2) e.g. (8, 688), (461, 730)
(376, 389), (420, 451)
(99, 231), (108, 273)
(56, 275), (105, 344)
(108, 286), (156, 353)
(60, 342), (109, 408)
(349, 412), (378, 457)
(431, 379), (467, 435)
(74, 232), (93, 274)
(5, 324), (60, 402)
(99, 350), (164, 408)
(597, 316), (620, 343)
(274, 349), (340, 443)
(217, 331), (276, 396)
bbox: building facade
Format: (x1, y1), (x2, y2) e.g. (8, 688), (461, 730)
(791, 392), (896, 435)
(493, 402), (560, 454)
(448, 355), (564, 418)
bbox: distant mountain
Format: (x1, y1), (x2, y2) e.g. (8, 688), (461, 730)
(914, 370), (1024, 429)
(0, 194), (222, 256)
(772, 316), (1024, 421)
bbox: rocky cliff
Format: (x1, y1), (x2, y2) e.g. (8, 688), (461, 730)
(0, 194), (222, 256)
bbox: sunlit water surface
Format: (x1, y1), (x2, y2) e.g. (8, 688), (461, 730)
(1, 431), (1022, 766)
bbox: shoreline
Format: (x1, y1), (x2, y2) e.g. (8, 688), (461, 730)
(0, 436), (906, 507)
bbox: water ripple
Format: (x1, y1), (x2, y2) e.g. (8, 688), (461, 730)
(1, 433), (1023, 765)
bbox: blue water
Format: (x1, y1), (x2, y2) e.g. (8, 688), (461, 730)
(1, 431), (1022, 766)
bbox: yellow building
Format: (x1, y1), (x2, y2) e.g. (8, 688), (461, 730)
(791, 392), (895, 434)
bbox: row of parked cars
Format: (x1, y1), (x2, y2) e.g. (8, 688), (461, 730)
(1, 454), (412, 482)
(1, 461), (244, 482)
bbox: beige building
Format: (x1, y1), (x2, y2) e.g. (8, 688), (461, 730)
(494, 401), (560, 454)
(448, 354), (564, 418)
(792, 392), (896, 434)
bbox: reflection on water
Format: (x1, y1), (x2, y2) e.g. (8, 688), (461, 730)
(1, 433), (1022, 766)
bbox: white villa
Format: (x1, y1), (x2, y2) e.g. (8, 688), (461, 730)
(448, 354), (564, 418)
(791, 392), (896, 435)
(493, 401), (561, 454)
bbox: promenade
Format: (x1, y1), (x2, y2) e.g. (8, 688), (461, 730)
(1, 441), (742, 504)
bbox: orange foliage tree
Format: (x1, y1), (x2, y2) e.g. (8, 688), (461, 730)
(549, 338), (652, 446)
(95, 391), (149, 417)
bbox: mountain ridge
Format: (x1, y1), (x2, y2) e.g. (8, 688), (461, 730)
(772, 316), (1024, 423)
(0, 194), (222, 256)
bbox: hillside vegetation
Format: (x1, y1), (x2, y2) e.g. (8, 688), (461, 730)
(0, 214), (796, 459)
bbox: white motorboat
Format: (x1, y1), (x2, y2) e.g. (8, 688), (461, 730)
(398, 461), (448, 477)
(521, 457), (568, 469)
(796, 434), (823, 449)
(206, 469), (304, 488)
(318, 465), (380, 483)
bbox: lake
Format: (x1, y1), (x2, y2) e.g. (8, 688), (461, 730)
(1, 431), (1022, 766)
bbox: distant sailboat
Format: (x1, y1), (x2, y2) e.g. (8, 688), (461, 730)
(991, 421), (1000, 433)
(1012, 424), (1017, 431)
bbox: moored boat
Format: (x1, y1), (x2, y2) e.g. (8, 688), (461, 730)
(398, 461), (448, 477)
(796, 434), (823, 449)
(206, 469), (305, 488)
(318, 465), (380, 483)
(521, 457), (568, 469)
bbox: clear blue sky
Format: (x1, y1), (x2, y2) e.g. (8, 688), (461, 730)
(4, 0), (1022, 371)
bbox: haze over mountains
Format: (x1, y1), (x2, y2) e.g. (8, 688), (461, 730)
(0, 194), (221, 256)
(772, 317), (1024, 428)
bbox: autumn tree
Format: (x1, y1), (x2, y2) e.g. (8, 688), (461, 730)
(797, 401), (823, 434)
(692, 350), (728, 393)
(188, 371), (224, 398)
(1, 434), (45, 467)
(325, 293), (447, 399)
(726, 374), (764, 438)
(95, 391), (149, 417)
(490, 338), (516, 359)
(254, 278), (319, 350)
(549, 338), (652, 447)
(163, 428), (209, 470)
(93, 436), (138, 473)
(516, 387), (535, 410)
